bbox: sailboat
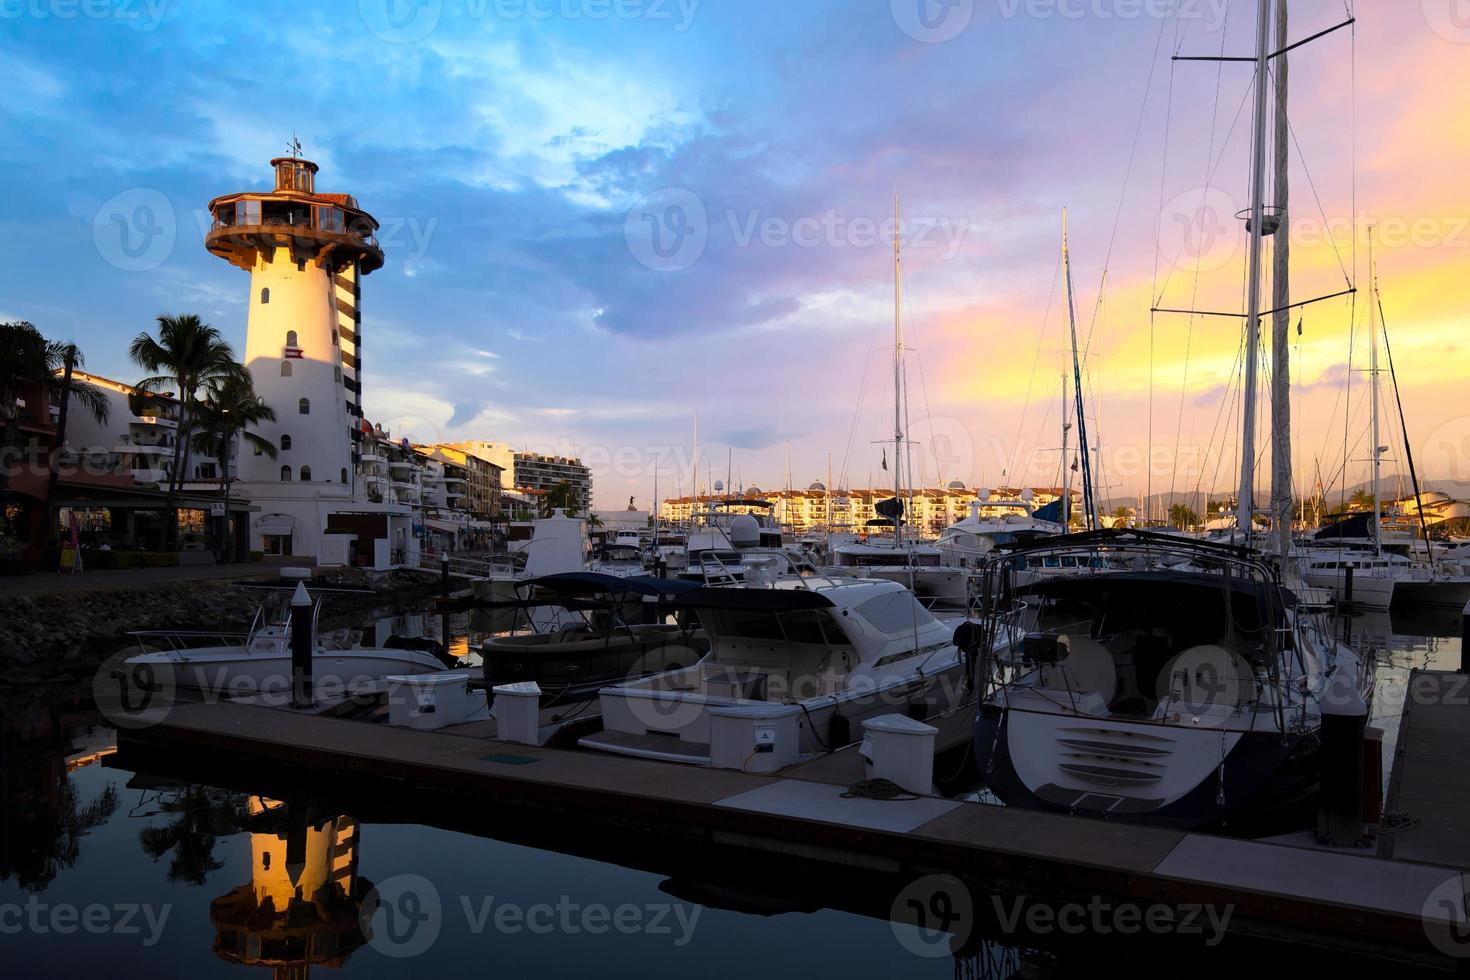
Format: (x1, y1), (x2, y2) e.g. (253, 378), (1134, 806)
(969, 0), (1370, 828)
(828, 195), (968, 606)
(1299, 246), (1470, 609)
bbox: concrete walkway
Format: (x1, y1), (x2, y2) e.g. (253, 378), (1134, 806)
(0, 557), (313, 597)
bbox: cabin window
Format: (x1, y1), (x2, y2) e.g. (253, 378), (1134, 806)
(285, 330), (298, 348)
(300, 465), (312, 482)
(280, 361), (292, 377)
(280, 466), (291, 481)
(299, 398), (310, 415)
(855, 591), (937, 635)
(280, 435), (291, 451)
(260, 287), (270, 304)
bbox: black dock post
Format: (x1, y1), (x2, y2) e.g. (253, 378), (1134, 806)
(1318, 669), (1368, 846)
(441, 554), (451, 595)
(290, 582), (314, 709)
(1460, 598), (1470, 674)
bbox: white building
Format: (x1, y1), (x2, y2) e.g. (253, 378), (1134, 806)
(205, 154), (410, 566)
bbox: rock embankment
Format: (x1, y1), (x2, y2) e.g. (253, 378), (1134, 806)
(0, 568), (444, 685)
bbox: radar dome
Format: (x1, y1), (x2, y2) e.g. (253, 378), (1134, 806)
(730, 513), (761, 549)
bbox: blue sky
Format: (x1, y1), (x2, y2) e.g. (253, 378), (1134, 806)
(4, 1), (1467, 509)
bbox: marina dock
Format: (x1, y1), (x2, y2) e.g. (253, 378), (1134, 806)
(116, 695), (1470, 969)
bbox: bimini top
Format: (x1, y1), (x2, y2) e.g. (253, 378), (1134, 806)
(998, 526), (1260, 561)
(528, 572), (703, 598)
(670, 586), (837, 612)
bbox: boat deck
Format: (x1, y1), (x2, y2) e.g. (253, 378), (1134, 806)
(116, 693), (1470, 968)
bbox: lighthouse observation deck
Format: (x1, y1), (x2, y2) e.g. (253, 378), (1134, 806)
(205, 156), (384, 274)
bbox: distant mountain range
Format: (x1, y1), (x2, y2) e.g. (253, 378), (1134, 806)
(1101, 474), (1470, 517)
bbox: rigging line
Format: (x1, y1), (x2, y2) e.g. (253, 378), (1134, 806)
(1082, 11), (1171, 361)
(1008, 251), (1062, 486)
(1273, 68), (1353, 288)
(900, 286), (940, 488)
(837, 314), (883, 493)
(1170, 6), (1230, 508)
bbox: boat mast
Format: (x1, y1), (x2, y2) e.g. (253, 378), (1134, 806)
(1237, 0), (1273, 545)
(892, 193), (906, 549)
(1369, 229), (1382, 559)
(1270, 0), (1293, 557)
(1060, 373), (1072, 529)
(1061, 208), (1095, 530)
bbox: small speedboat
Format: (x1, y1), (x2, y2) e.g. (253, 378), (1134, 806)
(124, 568), (457, 696)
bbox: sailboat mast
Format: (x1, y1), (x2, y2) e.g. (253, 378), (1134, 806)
(1270, 0), (1293, 557)
(893, 193), (906, 549)
(1061, 208), (1094, 530)
(1060, 373), (1071, 529)
(1237, 0), (1273, 544)
(1369, 230), (1382, 558)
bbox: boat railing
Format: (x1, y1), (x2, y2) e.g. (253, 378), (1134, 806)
(126, 629), (250, 652)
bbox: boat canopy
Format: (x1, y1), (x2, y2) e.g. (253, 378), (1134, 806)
(528, 571), (702, 598)
(670, 586), (836, 612)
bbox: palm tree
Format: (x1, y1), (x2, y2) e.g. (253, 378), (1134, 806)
(128, 315), (246, 548)
(191, 374), (276, 561)
(1348, 488), (1375, 513)
(1, 322), (110, 496)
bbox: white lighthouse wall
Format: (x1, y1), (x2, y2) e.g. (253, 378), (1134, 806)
(237, 249), (356, 560)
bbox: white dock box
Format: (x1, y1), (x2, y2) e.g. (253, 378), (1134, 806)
(708, 703), (801, 773)
(386, 671), (475, 731)
(491, 681), (543, 745)
(860, 714), (939, 796)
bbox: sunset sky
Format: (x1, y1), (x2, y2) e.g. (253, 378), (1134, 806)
(2, 0), (1466, 510)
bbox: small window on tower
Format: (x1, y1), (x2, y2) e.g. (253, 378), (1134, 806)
(340, 467), (348, 484)
(285, 330), (298, 348)
(281, 435), (291, 451)
(334, 366), (341, 382)
(300, 466), (312, 482)
(280, 361), (292, 377)
(299, 398), (310, 415)
(260, 287), (270, 304)
(280, 466), (291, 482)
(332, 329), (338, 346)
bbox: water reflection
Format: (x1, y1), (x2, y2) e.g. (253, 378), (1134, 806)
(210, 798), (370, 976)
(0, 687), (118, 891)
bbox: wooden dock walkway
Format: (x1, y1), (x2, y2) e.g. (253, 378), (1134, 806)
(114, 697), (1470, 968)
(1383, 668), (1470, 869)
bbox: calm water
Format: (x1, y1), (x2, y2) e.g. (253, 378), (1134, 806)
(0, 603), (1459, 977)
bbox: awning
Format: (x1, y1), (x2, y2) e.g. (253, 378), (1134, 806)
(672, 587), (835, 612)
(469, 520), (495, 530)
(255, 514), (296, 535)
(425, 519), (462, 533)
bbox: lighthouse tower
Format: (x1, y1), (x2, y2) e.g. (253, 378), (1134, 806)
(205, 151), (383, 559)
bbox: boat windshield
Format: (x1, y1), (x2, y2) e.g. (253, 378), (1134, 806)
(854, 591), (938, 635)
(704, 608), (849, 645)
